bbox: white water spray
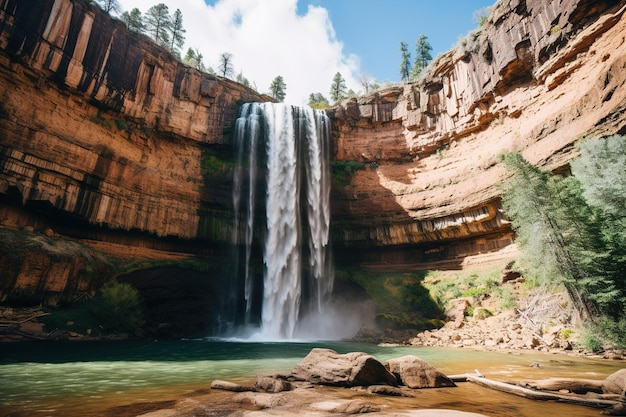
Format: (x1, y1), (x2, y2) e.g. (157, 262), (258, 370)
(232, 103), (333, 340)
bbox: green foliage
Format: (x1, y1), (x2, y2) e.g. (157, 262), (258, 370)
(500, 144), (626, 323)
(91, 109), (112, 128)
(399, 41), (411, 82)
(473, 307), (493, 320)
(329, 72), (347, 102)
(144, 3), (171, 48)
(140, 124), (153, 137)
(560, 328), (574, 340)
(121, 8), (144, 32)
(498, 287), (517, 310)
(425, 266), (508, 310)
(410, 34), (432, 80)
(168, 9), (185, 53)
(114, 118), (127, 130)
(92, 281), (143, 333)
(184, 47), (207, 72)
(330, 160), (366, 187)
(40, 301), (101, 336)
(335, 268), (442, 330)
(269, 75), (287, 102)
(472, 6), (493, 27)
(579, 330), (603, 353)
(201, 146), (235, 176)
(308, 92), (329, 109)
(236, 71), (251, 88)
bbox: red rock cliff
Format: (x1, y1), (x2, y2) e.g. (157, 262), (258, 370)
(0, 0), (269, 238)
(329, 0), (626, 266)
(1, 0), (626, 302)
(0, 0), (270, 302)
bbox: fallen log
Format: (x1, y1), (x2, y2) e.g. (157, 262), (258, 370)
(517, 378), (604, 394)
(466, 374), (623, 410)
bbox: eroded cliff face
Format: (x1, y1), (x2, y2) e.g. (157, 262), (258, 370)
(330, 0), (626, 266)
(1, 0), (625, 306)
(0, 0), (270, 303)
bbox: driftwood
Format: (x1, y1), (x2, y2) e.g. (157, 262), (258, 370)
(465, 374), (624, 410)
(517, 378), (604, 394)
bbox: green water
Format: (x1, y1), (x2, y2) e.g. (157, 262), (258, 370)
(0, 339), (623, 416)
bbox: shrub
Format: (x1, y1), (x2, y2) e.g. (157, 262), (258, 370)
(473, 307), (493, 320)
(330, 160), (366, 186)
(579, 331), (603, 353)
(92, 281), (143, 333)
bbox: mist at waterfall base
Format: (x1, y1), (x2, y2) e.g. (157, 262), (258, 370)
(222, 102), (374, 341)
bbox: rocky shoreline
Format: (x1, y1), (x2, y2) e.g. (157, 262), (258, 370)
(107, 348), (626, 417)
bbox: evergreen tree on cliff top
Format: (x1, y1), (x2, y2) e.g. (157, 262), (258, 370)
(144, 3), (171, 48)
(399, 41), (411, 82)
(329, 72), (347, 102)
(411, 34), (432, 80)
(269, 75), (287, 102)
(169, 9), (186, 56)
(121, 8), (144, 32)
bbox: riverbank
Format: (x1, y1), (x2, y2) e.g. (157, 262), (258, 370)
(93, 347), (625, 417)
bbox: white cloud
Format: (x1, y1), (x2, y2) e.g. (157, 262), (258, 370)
(115, 0), (361, 104)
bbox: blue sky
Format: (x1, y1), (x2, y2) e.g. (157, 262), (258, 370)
(298, 1), (494, 82)
(116, 0), (495, 103)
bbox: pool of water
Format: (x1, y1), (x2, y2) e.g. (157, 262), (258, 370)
(0, 339), (622, 416)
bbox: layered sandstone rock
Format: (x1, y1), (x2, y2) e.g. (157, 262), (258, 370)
(0, 0), (270, 303)
(0, 0), (269, 241)
(1, 0), (626, 304)
(330, 0), (626, 263)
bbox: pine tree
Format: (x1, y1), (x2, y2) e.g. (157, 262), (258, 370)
(308, 92), (329, 109)
(121, 8), (143, 32)
(236, 71), (251, 88)
(399, 41), (411, 82)
(169, 9), (186, 54)
(183, 47), (206, 72)
(329, 72), (347, 102)
(499, 152), (598, 322)
(571, 135), (626, 317)
(269, 75), (287, 102)
(144, 3), (171, 47)
(411, 34), (432, 80)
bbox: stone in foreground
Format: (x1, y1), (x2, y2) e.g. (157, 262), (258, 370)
(291, 348), (398, 387)
(385, 355), (457, 389)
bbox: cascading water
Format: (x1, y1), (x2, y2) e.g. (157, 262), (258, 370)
(231, 102), (333, 340)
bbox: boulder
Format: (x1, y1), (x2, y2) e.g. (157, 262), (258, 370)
(602, 369), (626, 396)
(254, 375), (293, 393)
(291, 348), (398, 387)
(384, 355), (456, 389)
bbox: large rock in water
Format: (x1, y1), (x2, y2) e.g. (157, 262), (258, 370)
(384, 355), (456, 389)
(291, 348), (398, 387)
(603, 369), (626, 396)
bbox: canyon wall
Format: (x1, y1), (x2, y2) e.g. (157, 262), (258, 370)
(0, 0), (270, 302)
(330, 0), (626, 266)
(1, 0), (626, 304)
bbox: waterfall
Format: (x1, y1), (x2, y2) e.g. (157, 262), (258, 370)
(232, 102), (333, 339)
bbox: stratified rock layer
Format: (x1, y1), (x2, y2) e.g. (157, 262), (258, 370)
(1, 0), (626, 302)
(330, 0), (626, 265)
(0, 0), (269, 302)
